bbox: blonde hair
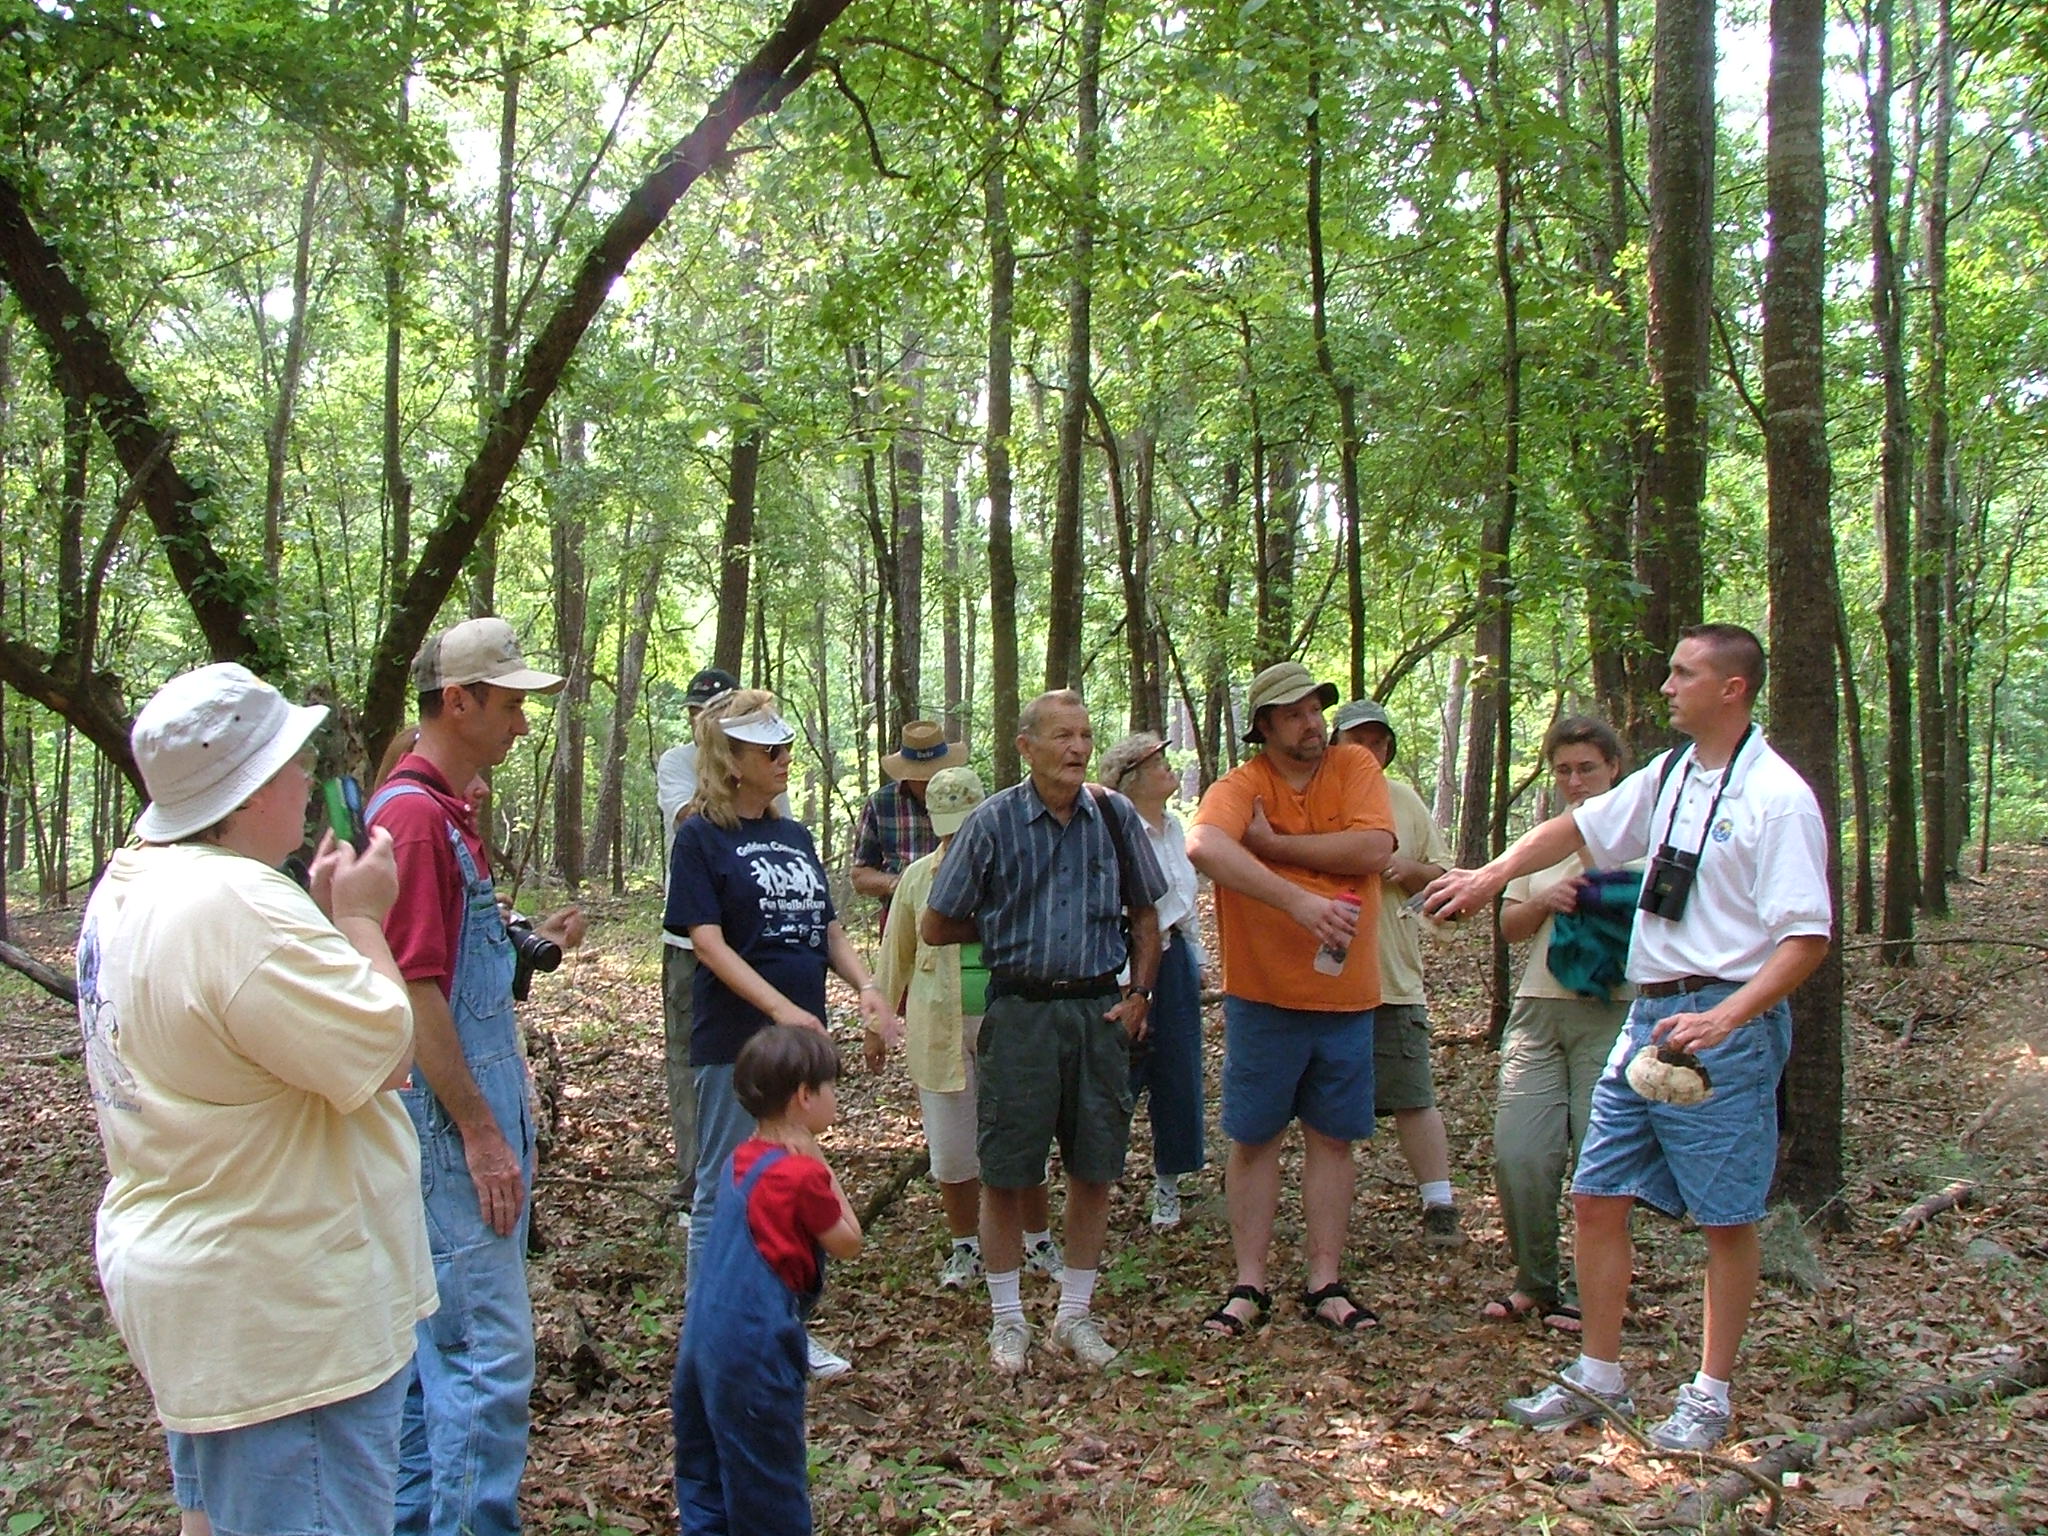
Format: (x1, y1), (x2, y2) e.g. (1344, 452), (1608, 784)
(692, 687), (784, 830)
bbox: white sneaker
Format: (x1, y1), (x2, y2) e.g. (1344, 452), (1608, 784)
(1023, 1235), (1064, 1279)
(938, 1243), (986, 1290)
(988, 1316), (1032, 1374)
(1150, 1182), (1183, 1230)
(1648, 1383), (1733, 1451)
(805, 1336), (851, 1380)
(1050, 1312), (1119, 1371)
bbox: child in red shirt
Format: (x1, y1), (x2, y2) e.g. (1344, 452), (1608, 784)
(672, 1026), (861, 1534)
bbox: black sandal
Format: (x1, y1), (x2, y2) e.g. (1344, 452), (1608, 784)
(1302, 1282), (1379, 1332)
(1203, 1284), (1271, 1336)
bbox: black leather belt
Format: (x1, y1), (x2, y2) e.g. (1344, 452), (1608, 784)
(1639, 974), (1736, 998)
(987, 971), (1120, 1003)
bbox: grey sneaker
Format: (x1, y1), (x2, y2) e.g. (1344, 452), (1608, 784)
(805, 1337), (851, 1380)
(1023, 1235), (1064, 1279)
(937, 1243), (985, 1290)
(988, 1315), (1032, 1374)
(1423, 1203), (1468, 1249)
(1150, 1182), (1183, 1230)
(1504, 1375), (1636, 1431)
(1648, 1384), (1732, 1451)
(1050, 1312), (1119, 1371)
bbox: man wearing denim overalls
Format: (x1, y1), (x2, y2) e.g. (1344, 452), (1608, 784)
(370, 616), (583, 1536)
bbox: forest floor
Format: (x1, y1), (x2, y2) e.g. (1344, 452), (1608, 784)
(3, 850), (2046, 1535)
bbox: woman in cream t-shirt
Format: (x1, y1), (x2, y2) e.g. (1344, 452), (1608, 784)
(1483, 715), (1632, 1334)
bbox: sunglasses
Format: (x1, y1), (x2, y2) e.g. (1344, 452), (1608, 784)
(754, 741), (792, 763)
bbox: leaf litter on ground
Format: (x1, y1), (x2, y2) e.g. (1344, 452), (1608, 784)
(3, 851), (2047, 1532)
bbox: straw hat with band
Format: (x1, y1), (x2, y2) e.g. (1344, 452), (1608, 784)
(131, 664), (330, 843)
(1242, 661), (1339, 744)
(412, 617), (566, 696)
(881, 720), (968, 782)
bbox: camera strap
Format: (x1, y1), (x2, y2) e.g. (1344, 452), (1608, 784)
(1654, 725), (1755, 863)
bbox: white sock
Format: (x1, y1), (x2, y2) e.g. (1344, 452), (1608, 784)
(1420, 1181), (1454, 1209)
(952, 1235), (981, 1252)
(986, 1269), (1023, 1323)
(1155, 1173), (1179, 1197)
(1056, 1266), (1098, 1325)
(1691, 1371), (1732, 1411)
(1023, 1227), (1052, 1252)
(1572, 1354), (1626, 1395)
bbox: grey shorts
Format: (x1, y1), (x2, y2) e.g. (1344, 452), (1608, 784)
(1373, 1002), (1436, 1114)
(976, 991), (1135, 1187)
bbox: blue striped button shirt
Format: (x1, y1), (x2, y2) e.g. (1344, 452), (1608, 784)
(925, 779), (1167, 980)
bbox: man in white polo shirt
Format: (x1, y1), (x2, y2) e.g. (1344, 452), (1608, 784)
(1424, 623), (1830, 1452)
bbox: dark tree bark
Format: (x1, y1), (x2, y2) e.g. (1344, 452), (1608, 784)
(1862, 0), (1919, 963)
(941, 477), (964, 742)
(383, 47), (416, 618)
(983, 0), (1021, 787)
(1762, 0), (1844, 1217)
(1915, 0), (1954, 914)
(549, 415), (590, 887)
(1630, 0), (1715, 755)
(1042, 0), (1103, 694)
(470, 21), (522, 618)
(265, 147), (325, 600)
(590, 542), (663, 893)
(1254, 445), (1301, 664)
(889, 347), (926, 734)
(1304, 46), (1367, 701)
(0, 176), (281, 674)
(360, 0), (853, 765)
(1835, 602), (1877, 934)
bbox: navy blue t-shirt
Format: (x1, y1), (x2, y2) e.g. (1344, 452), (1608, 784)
(665, 812), (837, 1065)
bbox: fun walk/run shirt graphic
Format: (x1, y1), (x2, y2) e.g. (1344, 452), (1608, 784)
(739, 839), (829, 949)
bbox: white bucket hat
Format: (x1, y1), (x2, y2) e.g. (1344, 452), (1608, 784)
(130, 663), (329, 843)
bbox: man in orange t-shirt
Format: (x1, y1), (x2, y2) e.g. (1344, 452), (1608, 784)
(1187, 662), (1396, 1336)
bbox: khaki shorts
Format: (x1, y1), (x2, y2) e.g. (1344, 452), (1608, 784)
(1373, 1002), (1437, 1114)
(976, 991), (1135, 1187)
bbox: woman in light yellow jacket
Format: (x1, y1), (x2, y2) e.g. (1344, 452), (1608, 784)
(872, 766), (1058, 1291)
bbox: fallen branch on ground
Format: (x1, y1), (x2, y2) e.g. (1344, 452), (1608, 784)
(1542, 1374), (1783, 1526)
(1649, 1348), (2048, 1529)
(857, 1148), (930, 1230)
(0, 937), (77, 1005)
(1886, 1179), (1978, 1244)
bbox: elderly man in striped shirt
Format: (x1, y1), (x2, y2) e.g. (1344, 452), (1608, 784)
(923, 689), (1166, 1375)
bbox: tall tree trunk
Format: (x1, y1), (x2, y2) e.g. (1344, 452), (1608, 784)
(1435, 653), (1465, 830)
(1582, 0), (1649, 726)
(1631, 0), (1715, 755)
(590, 541), (663, 893)
(1835, 603), (1877, 934)
(1914, 0), (1954, 914)
(1762, 0), (1844, 1217)
(1255, 446), (1300, 663)
(1305, 45), (1367, 700)
(470, 21), (522, 618)
(382, 25), (416, 620)
(889, 343), (925, 732)
(549, 414), (589, 887)
(265, 146), (325, 603)
(714, 318), (766, 679)
(1863, 0), (1918, 964)
(983, 0), (1020, 786)
(1043, 0), (1103, 693)
(941, 475), (964, 741)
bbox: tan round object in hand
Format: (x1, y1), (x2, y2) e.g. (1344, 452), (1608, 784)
(1626, 1044), (1713, 1105)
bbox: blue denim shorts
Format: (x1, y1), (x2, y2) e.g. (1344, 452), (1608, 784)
(1221, 997), (1376, 1145)
(1572, 984), (1791, 1226)
(168, 1363), (408, 1536)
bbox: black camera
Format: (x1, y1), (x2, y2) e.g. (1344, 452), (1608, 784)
(505, 914), (563, 1001)
(1637, 845), (1699, 921)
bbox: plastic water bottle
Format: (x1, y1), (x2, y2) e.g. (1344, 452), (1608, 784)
(1313, 890), (1362, 975)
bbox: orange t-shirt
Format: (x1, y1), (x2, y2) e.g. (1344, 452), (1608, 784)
(1192, 743), (1394, 1011)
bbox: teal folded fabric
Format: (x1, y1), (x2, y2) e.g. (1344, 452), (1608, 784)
(1548, 870), (1642, 1000)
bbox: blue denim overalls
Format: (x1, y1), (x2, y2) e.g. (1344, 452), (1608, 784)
(368, 782), (537, 1536)
(672, 1148), (818, 1535)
